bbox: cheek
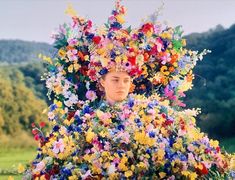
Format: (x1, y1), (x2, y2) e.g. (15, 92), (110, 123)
(104, 81), (115, 94)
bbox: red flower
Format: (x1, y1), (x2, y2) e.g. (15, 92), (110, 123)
(92, 36), (101, 44)
(128, 56), (136, 66)
(68, 111), (76, 121)
(32, 129), (38, 135)
(39, 122), (46, 128)
(87, 20), (93, 29)
(144, 52), (150, 62)
(141, 23), (154, 34)
(196, 163), (209, 175)
(216, 146), (220, 153)
(80, 66), (89, 76)
(31, 122), (36, 128)
(34, 134), (40, 141)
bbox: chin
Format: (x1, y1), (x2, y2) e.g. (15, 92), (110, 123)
(115, 95), (128, 102)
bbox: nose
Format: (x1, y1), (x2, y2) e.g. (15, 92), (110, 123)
(118, 80), (125, 88)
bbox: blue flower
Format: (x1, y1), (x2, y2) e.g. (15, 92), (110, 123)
(111, 22), (122, 29)
(117, 124), (125, 130)
(82, 106), (93, 114)
(127, 97), (135, 108)
(99, 68), (108, 75)
(86, 33), (94, 41)
(107, 32), (114, 39)
(53, 125), (60, 132)
(50, 104), (58, 111)
(169, 80), (179, 89)
(146, 149), (152, 154)
(61, 167), (72, 176)
(148, 131), (155, 138)
(74, 115), (83, 125)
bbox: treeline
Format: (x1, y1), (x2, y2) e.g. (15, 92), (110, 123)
(0, 64), (48, 148)
(0, 23), (235, 149)
(0, 39), (55, 64)
(184, 24), (235, 141)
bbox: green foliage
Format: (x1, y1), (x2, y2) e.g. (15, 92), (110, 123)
(184, 24), (235, 141)
(0, 65), (47, 140)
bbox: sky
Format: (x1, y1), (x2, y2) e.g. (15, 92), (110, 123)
(0, 0), (235, 44)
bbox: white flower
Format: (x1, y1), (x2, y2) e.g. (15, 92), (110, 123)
(107, 164), (116, 174)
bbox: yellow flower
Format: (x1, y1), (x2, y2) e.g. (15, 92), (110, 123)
(92, 165), (102, 174)
(189, 172), (198, 180)
(83, 154), (95, 162)
(108, 43), (114, 49)
(8, 176), (14, 180)
(136, 54), (144, 66)
(156, 149), (165, 161)
(125, 170), (133, 177)
(136, 162), (146, 170)
(209, 139), (219, 148)
(181, 170), (190, 177)
(86, 128), (96, 143)
(84, 55), (89, 61)
(160, 66), (170, 76)
(160, 32), (172, 39)
(118, 156), (128, 171)
(194, 163), (203, 170)
(97, 48), (105, 55)
(173, 138), (183, 151)
(65, 3), (77, 17)
(116, 14), (125, 24)
(68, 64), (74, 73)
(54, 100), (62, 108)
(181, 39), (187, 47)
(73, 63), (81, 71)
(68, 175), (78, 180)
(17, 163), (25, 173)
(159, 172), (166, 179)
(58, 49), (66, 57)
(100, 57), (109, 67)
(115, 56), (122, 64)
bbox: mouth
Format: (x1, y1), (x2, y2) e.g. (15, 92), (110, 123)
(116, 91), (125, 94)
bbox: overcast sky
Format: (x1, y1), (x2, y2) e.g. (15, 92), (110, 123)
(0, 0), (234, 44)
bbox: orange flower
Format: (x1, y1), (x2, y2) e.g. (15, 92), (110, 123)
(160, 66), (170, 76)
(77, 51), (84, 60)
(170, 54), (179, 64)
(169, 66), (175, 73)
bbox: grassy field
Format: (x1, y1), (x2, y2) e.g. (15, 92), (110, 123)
(0, 148), (36, 180)
(0, 138), (234, 180)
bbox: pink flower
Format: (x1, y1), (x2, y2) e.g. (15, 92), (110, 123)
(33, 161), (45, 173)
(68, 38), (78, 46)
(85, 90), (97, 101)
(81, 170), (91, 179)
(52, 139), (65, 154)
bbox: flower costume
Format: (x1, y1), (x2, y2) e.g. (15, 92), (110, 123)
(24, 0), (235, 179)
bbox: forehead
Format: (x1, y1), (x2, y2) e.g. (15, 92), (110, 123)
(107, 71), (130, 78)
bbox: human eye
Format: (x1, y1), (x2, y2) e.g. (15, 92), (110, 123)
(124, 79), (130, 83)
(112, 79), (119, 82)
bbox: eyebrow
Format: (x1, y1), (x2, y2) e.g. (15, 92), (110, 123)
(111, 76), (130, 79)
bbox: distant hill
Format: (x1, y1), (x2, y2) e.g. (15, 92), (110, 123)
(0, 39), (55, 64)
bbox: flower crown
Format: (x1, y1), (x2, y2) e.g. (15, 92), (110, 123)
(43, 0), (209, 110)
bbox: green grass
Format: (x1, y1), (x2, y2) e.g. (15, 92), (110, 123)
(0, 148), (36, 180)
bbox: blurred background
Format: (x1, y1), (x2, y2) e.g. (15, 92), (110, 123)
(0, 0), (235, 179)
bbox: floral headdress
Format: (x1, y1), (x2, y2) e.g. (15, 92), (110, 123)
(43, 0), (209, 110)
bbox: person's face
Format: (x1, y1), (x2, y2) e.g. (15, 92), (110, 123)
(100, 71), (131, 105)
